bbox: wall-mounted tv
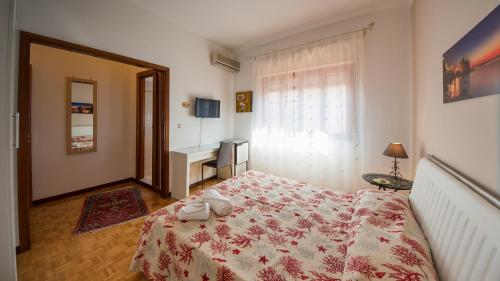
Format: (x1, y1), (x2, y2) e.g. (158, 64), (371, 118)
(195, 98), (220, 118)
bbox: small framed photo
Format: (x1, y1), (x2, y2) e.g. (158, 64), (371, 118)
(71, 102), (93, 114)
(235, 91), (252, 113)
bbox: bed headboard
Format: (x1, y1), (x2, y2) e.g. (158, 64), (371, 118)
(409, 156), (500, 281)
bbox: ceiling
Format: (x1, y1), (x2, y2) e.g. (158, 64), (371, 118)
(130, 0), (409, 50)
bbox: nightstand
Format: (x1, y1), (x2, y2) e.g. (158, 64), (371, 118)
(362, 173), (413, 192)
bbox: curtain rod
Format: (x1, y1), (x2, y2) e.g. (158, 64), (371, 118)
(245, 22), (374, 60)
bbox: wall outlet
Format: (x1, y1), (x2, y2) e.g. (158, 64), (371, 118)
(177, 123), (183, 128)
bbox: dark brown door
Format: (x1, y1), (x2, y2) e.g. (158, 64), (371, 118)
(136, 70), (159, 188)
(156, 70), (169, 198)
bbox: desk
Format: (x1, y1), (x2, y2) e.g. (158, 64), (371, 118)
(171, 140), (248, 199)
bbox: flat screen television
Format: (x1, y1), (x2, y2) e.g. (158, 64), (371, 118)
(195, 98), (220, 118)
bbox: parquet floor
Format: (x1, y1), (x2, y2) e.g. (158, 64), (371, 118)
(17, 181), (215, 281)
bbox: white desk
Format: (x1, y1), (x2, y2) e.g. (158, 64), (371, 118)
(171, 140), (248, 199)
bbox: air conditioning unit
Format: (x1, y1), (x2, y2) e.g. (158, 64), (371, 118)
(211, 52), (240, 72)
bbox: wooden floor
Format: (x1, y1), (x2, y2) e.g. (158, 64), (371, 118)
(17, 181), (215, 281)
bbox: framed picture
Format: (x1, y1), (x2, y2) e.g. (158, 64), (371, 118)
(71, 102), (93, 114)
(236, 91), (252, 112)
(442, 5), (499, 103)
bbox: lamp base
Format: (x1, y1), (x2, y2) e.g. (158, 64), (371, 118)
(388, 157), (402, 181)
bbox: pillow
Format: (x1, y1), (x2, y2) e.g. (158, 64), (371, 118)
(342, 190), (439, 281)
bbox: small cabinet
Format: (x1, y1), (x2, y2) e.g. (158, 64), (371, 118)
(232, 140), (248, 176)
(235, 142), (248, 164)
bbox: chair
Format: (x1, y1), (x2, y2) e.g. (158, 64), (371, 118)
(201, 142), (233, 187)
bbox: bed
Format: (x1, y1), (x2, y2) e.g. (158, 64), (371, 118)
(71, 135), (93, 149)
(130, 156), (500, 281)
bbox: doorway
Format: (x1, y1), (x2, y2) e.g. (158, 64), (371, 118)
(16, 31), (170, 253)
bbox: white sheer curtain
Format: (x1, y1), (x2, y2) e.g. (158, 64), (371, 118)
(251, 32), (365, 192)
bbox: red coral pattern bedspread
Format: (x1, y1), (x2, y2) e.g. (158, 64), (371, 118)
(130, 171), (438, 281)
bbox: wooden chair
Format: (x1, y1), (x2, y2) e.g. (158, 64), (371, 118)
(201, 142), (233, 187)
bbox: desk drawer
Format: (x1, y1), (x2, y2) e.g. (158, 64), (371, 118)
(189, 151), (217, 163)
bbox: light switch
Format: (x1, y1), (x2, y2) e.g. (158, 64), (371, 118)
(178, 123), (183, 128)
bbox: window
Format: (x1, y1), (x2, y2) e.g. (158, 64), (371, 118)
(251, 32), (364, 191)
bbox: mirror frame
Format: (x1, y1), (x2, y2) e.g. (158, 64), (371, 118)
(66, 77), (97, 154)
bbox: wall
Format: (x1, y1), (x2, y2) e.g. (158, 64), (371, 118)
(234, 4), (413, 188)
(13, 0), (235, 244)
(412, 0), (499, 196)
(17, 0), (235, 162)
(1, 0), (18, 278)
(26, 0), (235, 151)
(30, 44), (144, 200)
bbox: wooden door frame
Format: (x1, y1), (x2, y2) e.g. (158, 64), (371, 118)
(136, 70), (159, 186)
(17, 31), (170, 253)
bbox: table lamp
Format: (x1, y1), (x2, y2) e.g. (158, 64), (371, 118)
(383, 143), (408, 180)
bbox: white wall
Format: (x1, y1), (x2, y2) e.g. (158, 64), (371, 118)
(30, 44), (143, 200)
(1, 0), (19, 278)
(17, 0), (235, 151)
(16, 0), (236, 196)
(11, 0), (236, 248)
(234, 4), (413, 187)
(412, 0), (499, 196)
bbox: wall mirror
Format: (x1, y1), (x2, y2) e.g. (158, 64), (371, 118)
(66, 77), (97, 154)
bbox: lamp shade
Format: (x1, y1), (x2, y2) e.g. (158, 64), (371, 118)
(383, 143), (408, 159)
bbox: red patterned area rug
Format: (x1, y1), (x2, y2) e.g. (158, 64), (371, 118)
(74, 187), (149, 234)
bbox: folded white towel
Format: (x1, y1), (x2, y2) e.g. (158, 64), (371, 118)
(177, 202), (210, 221)
(201, 189), (233, 216)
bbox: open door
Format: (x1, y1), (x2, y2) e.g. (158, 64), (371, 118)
(136, 70), (159, 187)
(17, 31), (170, 253)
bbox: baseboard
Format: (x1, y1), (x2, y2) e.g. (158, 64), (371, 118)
(189, 175), (217, 188)
(32, 177), (135, 206)
(132, 179), (172, 198)
(133, 178), (160, 193)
